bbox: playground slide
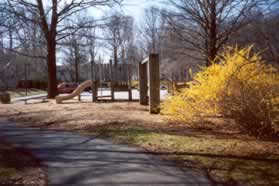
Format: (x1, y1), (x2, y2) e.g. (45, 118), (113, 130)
(56, 80), (92, 104)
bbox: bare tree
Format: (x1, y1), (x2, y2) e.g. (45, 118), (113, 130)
(61, 19), (89, 83)
(165, 0), (261, 66)
(86, 27), (98, 82)
(0, 7), (48, 89)
(142, 6), (162, 54)
(2, 0), (121, 98)
(230, 1), (279, 65)
(104, 13), (123, 66)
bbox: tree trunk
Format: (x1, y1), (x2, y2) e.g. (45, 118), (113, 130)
(75, 60), (79, 83)
(74, 43), (79, 83)
(114, 46), (118, 66)
(75, 56), (79, 83)
(46, 36), (58, 99)
(207, 0), (218, 66)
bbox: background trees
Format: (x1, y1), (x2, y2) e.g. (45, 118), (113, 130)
(140, 0), (279, 81)
(104, 13), (134, 66)
(142, 6), (162, 54)
(0, 0), (278, 92)
(1, 0), (121, 98)
(163, 0), (261, 66)
(230, 1), (279, 66)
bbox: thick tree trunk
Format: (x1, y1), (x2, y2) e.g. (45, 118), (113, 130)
(207, 42), (217, 66)
(46, 36), (58, 99)
(74, 43), (79, 83)
(74, 57), (79, 83)
(36, 0), (58, 98)
(75, 60), (79, 83)
(207, 31), (217, 66)
(114, 46), (118, 66)
(207, 0), (218, 67)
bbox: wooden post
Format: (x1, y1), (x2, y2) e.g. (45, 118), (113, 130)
(139, 62), (148, 105)
(92, 80), (98, 102)
(110, 60), (115, 101)
(24, 63), (28, 96)
(149, 54), (160, 114)
(128, 64), (132, 101)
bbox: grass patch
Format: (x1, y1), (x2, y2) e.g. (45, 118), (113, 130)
(83, 127), (279, 185)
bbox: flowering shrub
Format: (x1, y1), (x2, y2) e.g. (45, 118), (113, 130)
(162, 46), (279, 137)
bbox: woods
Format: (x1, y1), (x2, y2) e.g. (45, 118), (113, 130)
(0, 0), (278, 96)
(0, 0), (121, 98)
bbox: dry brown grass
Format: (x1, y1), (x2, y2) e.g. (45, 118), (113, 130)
(0, 101), (279, 185)
(0, 101), (164, 130)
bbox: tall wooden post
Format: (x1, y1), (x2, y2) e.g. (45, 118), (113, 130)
(128, 64), (132, 101)
(139, 62), (148, 105)
(24, 63), (28, 96)
(110, 60), (115, 101)
(92, 80), (98, 102)
(90, 58), (97, 102)
(149, 54), (160, 114)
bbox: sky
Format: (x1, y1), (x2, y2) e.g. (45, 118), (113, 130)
(84, 0), (162, 62)
(121, 0), (160, 23)
(89, 0), (162, 25)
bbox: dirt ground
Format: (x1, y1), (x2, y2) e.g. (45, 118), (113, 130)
(0, 100), (279, 185)
(0, 100), (164, 129)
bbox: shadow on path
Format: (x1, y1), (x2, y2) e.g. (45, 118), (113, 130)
(0, 120), (210, 186)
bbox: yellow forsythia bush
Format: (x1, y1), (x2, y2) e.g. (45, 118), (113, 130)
(162, 46), (279, 137)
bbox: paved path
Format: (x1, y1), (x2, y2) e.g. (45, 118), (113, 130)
(0, 120), (210, 186)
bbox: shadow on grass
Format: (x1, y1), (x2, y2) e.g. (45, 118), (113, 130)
(1, 106), (279, 185)
(81, 127), (279, 185)
(0, 138), (46, 185)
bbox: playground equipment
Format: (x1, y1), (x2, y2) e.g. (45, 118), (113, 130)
(55, 60), (132, 104)
(56, 80), (92, 104)
(55, 53), (161, 114)
(91, 60), (132, 102)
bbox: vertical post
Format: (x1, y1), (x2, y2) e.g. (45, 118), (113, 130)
(90, 59), (96, 102)
(92, 80), (98, 102)
(139, 62), (148, 105)
(15, 64), (18, 88)
(110, 60), (115, 101)
(128, 64), (132, 101)
(149, 54), (160, 114)
(24, 63), (27, 96)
